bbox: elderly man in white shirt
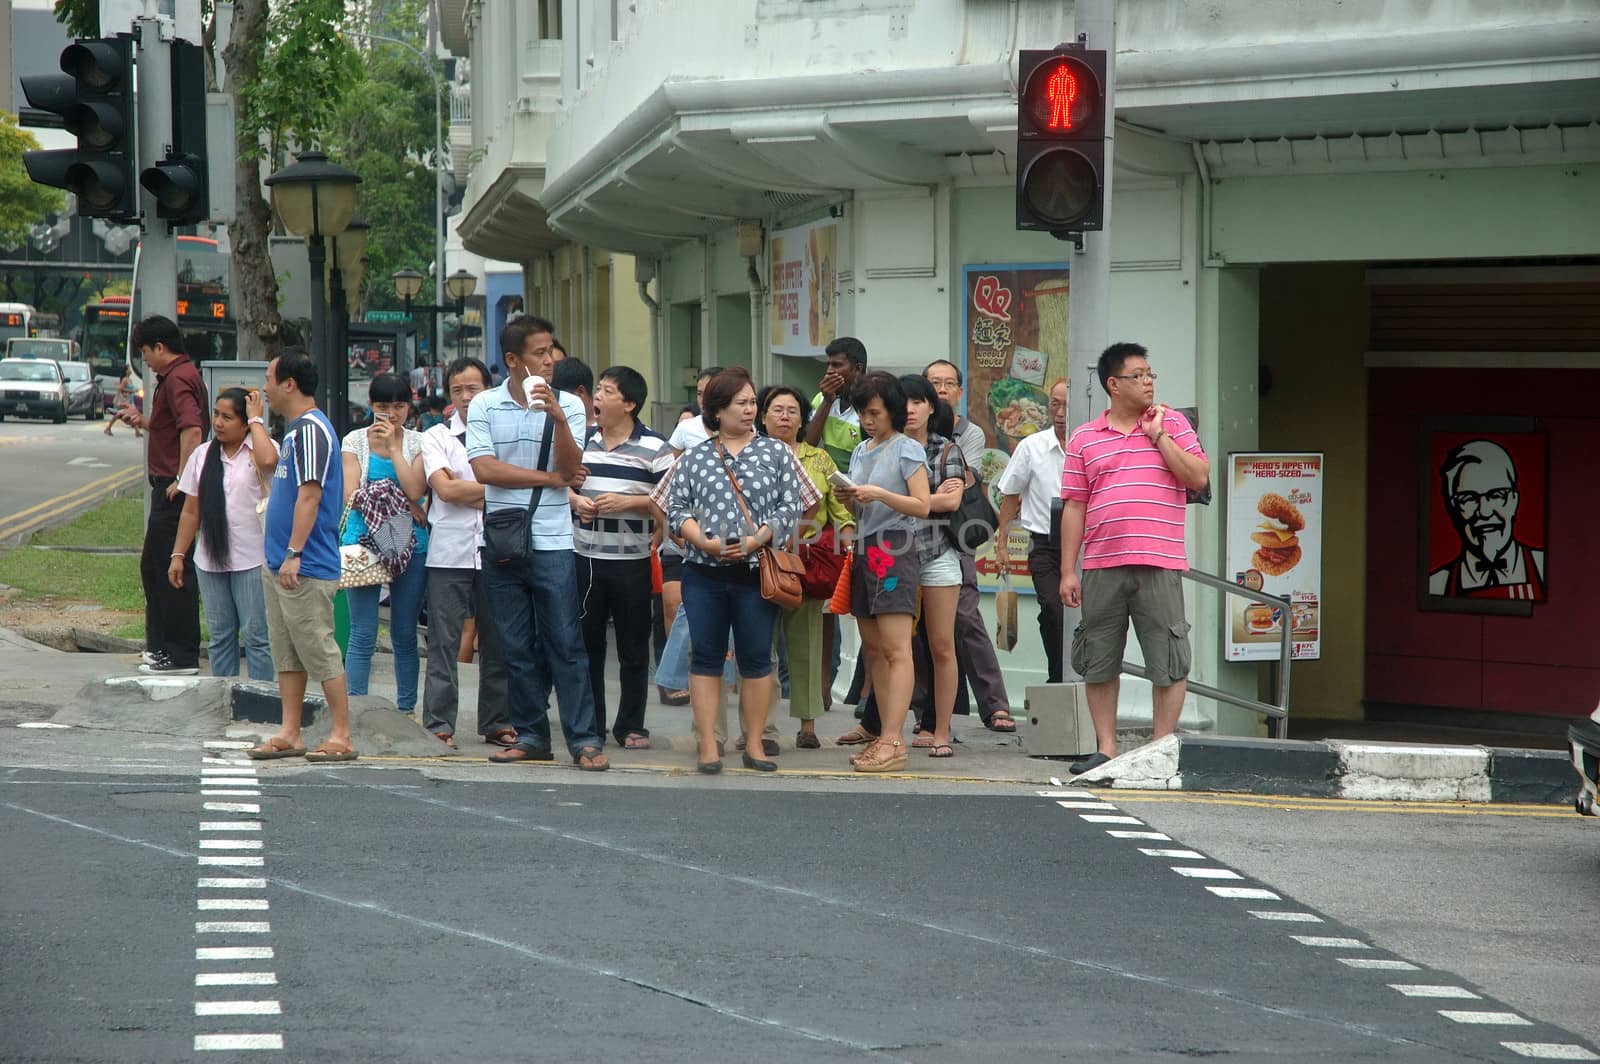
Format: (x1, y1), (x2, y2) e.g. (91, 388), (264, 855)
(994, 378), (1070, 683)
(420, 357), (513, 749)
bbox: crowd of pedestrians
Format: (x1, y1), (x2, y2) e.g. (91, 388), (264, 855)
(127, 307), (1205, 775)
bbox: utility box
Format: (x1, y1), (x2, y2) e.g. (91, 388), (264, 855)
(1024, 683), (1097, 757)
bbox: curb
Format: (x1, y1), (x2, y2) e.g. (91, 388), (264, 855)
(1075, 734), (1575, 805)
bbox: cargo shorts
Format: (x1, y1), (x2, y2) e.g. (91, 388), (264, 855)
(1071, 566), (1192, 687)
(262, 570), (345, 684)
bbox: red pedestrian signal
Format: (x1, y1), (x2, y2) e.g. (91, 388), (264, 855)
(1015, 47), (1107, 234)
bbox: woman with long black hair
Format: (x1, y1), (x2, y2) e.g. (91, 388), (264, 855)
(168, 387), (279, 679)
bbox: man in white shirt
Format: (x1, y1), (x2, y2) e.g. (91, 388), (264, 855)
(994, 378), (1070, 682)
(420, 357), (513, 749)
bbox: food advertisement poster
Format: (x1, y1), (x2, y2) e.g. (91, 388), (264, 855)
(960, 263), (1070, 592)
(1226, 453), (1324, 661)
(769, 218), (837, 357)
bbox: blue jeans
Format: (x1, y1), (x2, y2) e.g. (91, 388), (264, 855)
(345, 549), (429, 709)
(483, 549), (603, 756)
(654, 604), (738, 691)
(196, 566), (273, 681)
(681, 565), (778, 679)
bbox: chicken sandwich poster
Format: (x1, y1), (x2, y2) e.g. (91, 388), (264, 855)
(1226, 453), (1324, 661)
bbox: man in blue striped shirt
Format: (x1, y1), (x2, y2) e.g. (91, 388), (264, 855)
(466, 317), (608, 771)
(571, 366), (674, 748)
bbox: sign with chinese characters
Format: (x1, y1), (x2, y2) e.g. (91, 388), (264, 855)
(960, 263), (1070, 591)
(768, 218), (838, 357)
(1226, 453), (1324, 662)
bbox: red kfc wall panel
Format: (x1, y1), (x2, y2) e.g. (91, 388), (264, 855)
(1364, 368), (1600, 718)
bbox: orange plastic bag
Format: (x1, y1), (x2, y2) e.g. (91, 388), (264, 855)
(828, 550), (853, 616)
(650, 548), (663, 594)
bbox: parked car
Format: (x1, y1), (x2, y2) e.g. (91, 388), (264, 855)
(57, 360), (104, 419)
(1570, 703), (1600, 818)
(0, 358), (69, 423)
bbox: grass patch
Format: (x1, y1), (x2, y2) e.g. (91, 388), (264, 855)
(0, 548), (144, 611)
(112, 620), (145, 641)
(32, 496), (145, 548)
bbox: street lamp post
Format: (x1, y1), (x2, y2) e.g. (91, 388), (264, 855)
(328, 216), (370, 434)
(444, 268), (477, 360)
(393, 266), (475, 393)
(264, 151), (361, 436)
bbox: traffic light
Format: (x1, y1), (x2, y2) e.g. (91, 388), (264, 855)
(1015, 46), (1107, 234)
(139, 40), (210, 225)
(20, 36), (138, 221)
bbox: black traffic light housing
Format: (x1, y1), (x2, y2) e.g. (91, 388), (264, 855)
(1015, 46), (1107, 235)
(139, 40), (210, 226)
(20, 35), (138, 222)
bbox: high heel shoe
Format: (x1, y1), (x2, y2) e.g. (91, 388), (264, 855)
(697, 759), (723, 775)
(741, 751), (777, 772)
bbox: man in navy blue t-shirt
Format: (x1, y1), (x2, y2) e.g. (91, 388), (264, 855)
(249, 349), (357, 763)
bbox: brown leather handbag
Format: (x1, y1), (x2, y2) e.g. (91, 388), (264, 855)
(719, 442), (805, 609)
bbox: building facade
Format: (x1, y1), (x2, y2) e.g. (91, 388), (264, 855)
(446, 0), (1600, 735)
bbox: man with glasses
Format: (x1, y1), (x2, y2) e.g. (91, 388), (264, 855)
(1427, 439), (1545, 600)
(1058, 343), (1209, 774)
(924, 359), (986, 465)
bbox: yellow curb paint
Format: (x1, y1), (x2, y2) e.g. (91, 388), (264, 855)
(0, 465), (143, 540)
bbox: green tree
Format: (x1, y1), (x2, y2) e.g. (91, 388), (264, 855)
(0, 114), (66, 247)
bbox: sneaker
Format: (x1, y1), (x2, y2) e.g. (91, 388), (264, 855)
(139, 652), (198, 676)
(140, 651), (158, 665)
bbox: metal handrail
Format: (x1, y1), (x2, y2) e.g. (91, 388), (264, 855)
(1119, 567), (1293, 738)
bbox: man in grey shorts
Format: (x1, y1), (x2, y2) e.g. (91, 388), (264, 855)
(1058, 343), (1210, 774)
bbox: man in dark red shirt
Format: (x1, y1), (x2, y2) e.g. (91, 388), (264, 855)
(119, 316), (208, 674)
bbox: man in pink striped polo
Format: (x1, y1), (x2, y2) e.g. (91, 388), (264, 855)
(1058, 343), (1210, 774)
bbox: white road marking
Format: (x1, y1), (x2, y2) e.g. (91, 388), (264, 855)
(203, 741), (254, 750)
(196, 948), (274, 961)
(195, 1001), (281, 1016)
(1388, 984), (1479, 998)
(198, 878), (266, 889)
(1439, 1011), (1532, 1026)
(195, 971), (277, 985)
(1172, 867), (1244, 880)
(201, 790), (261, 797)
(198, 899), (269, 911)
(201, 767), (258, 775)
(204, 803), (261, 813)
(203, 757), (251, 765)
(195, 921), (271, 934)
(199, 839), (264, 850)
(1339, 958), (1419, 970)
(1139, 848), (1204, 859)
(194, 1033), (283, 1051)
(1106, 830), (1172, 840)
(198, 855), (264, 867)
(1080, 814), (1143, 824)
(1292, 936), (1369, 948)
(199, 777), (260, 786)
(1247, 911), (1324, 923)
(17, 721), (71, 729)
(200, 821), (261, 831)
(1501, 1044), (1600, 1060)
(1206, 886), (1281, 900)
(1057, 800), (1116, 810)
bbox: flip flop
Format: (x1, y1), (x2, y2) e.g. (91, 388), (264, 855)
(574, 747), (610, 772)
(622, 733), (651, 750)
(247, 737), (306, 760)
(431, 730), (458, 749)
(929, 743), (955, 758)
(304, 741), (358, 763)
(910, 734), (937, 748)
(483, 728), (518, 747)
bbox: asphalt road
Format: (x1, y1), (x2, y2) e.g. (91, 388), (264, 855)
(0, 417), (143, 534)
(4, 757), (1596, 1063)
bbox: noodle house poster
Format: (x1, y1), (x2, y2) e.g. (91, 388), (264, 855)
(1226, 453), (1324, 661)
(960, 263), (1070, 591)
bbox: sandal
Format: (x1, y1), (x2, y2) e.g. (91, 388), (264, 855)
(910, 734), (936, 748)
(622, 733), (651, 750)
(574, 747), (610, 772)
(658, 686), (691, 706)
(929, 743), (955, 758)
(304, 740), (358, 763)
(431, 730), (458, 749)
(246, 736), (305, 760)
(483, 728), (518, 747)
(985, 709), (1018, 733)
(852, 739), (907, 774)
(835, 726), (878, 746)
(795, 730), (821, 749)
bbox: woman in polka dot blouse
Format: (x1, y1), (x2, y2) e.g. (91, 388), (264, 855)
(665, 367), (804, 775)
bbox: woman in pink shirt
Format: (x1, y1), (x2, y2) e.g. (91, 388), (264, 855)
(167, 388), (280, 679)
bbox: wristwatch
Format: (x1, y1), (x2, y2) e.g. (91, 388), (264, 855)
(284, 547), (303, 560)
(248, 416), (265, 426)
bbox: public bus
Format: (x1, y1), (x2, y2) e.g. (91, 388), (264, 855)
(0, 303), (35, 344)
(78, 235), (236, 398)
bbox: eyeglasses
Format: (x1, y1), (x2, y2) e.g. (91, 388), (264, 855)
(1112, 373), (1157, 383)
(1450, 488), (1513, 512)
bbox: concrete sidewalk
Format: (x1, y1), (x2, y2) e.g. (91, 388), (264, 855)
(0, 625), (1582, 802)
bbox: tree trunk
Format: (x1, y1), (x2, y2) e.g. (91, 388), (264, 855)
(222, 0), (283, 363)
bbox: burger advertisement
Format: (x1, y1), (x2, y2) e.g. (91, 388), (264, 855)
(1226, 454), (1324, 661)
